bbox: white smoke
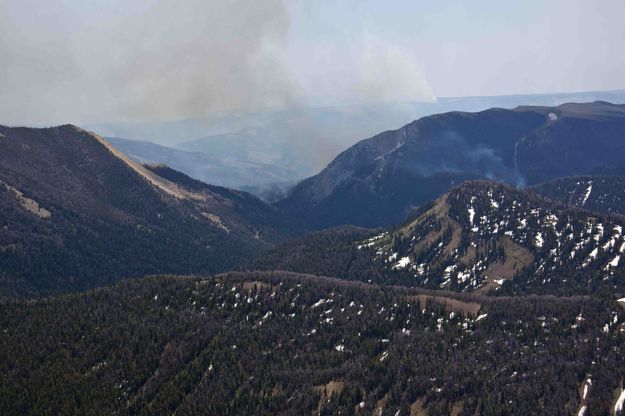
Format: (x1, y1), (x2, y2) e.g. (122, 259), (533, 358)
(293, 35), (434, 108)
(0, 0), (434, 126)
(0, 0), (300, 125)
(352, 39), (435, 105)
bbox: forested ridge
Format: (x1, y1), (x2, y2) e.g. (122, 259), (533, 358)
(1, 271), (625, 415)
(255, 181), (625, 297)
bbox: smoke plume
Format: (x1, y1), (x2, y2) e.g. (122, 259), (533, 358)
(0, 0), (300, 125)
(0, 0), (434, 127)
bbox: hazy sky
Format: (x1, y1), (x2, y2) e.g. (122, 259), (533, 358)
(1, 0), (624, 125)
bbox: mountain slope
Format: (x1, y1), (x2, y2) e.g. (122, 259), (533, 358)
(1, 272), (624, 415)
(278, 101), (625, 228)
(259, 181), (625, 296)
(0, 125), (301, 297)
(531, 175), (625, 216)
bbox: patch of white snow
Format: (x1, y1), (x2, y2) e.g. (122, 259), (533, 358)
(581, 182), (593, 206)
(615, 388), (625, 414)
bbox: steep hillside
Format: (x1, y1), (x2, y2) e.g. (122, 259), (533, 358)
(531, 176), (625, 216)
(0, 125), (301, 297)
(1, 272), (625, 415)
(259, 181), (625, 296)
(278, 101), (625, 228)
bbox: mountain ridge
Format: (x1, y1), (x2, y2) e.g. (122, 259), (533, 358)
(0, 124), (302, 297)
(258, 180), (625, 296)
(278, 101), (625, 229)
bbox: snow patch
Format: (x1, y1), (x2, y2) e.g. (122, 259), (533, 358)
(475, 314), (488, 322)
(581, 182), (593, 206)
(535, 232), (544, 248)
(312, 298), (330, 308)
(607, 255), (620, 269)
(583, 378), (592, 399)
(393, 256), (411, 269)
(615, 388), (625, 414)
(468, 207), (475, 225)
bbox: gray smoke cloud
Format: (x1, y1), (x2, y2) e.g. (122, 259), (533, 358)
(0, 0), (435, 127)
(0, 0), (302, 125)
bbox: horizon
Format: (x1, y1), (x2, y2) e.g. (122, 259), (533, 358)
(3, 87), (625, 131)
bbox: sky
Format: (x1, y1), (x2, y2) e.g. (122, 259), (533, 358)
(1, 0), (624, 126)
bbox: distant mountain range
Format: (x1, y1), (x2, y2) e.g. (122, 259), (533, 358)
(86, 90), (625, 193)
(278, 101), (625, 228)
(0, 125), (301, 297)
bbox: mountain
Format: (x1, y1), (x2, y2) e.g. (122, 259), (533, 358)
(258, 181), (625, 296)
(87, 90), (625, 146)
(531, 175), (625, 216)
(174, 92), (625, 181)
(174, 104), (434, 181)
(0, 125), (302, 297)
(1, 271), (625, 415)
(107, 137), (296, 190)
(278, 101), (625, 229)
(86, 90), (625, 187)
